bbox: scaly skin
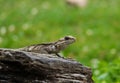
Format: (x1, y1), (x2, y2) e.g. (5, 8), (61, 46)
(17, 36), (76, 57)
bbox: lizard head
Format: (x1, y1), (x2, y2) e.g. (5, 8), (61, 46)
(60, 36), (76, 44)
(55, 36), (76, 49)
(50, 36), (76, 53)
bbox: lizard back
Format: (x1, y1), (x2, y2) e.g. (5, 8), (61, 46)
(17, 43), (54, 54)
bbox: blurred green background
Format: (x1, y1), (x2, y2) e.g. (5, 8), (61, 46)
(0, 0), (120, 83)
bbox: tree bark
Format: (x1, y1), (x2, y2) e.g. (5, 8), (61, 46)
(0, 48), (94, 83)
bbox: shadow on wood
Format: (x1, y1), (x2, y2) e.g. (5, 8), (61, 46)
(0, 49), (94, 83)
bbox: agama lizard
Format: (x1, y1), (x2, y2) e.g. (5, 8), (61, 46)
(16, 36), (76, 57)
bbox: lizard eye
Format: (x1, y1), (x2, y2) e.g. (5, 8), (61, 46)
(64, 36), (70, 40)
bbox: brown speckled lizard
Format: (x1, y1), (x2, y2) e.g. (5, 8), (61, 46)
(16, 36), (76, 57)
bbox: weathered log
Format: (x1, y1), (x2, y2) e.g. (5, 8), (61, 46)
(0, 49), (93, 83)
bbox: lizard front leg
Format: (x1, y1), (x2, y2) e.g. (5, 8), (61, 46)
(55, 53), (64, 58)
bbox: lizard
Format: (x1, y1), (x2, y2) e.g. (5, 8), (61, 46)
(16, 36), (76, 57)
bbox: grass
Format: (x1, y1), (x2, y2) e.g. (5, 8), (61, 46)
(0, 0), (120, 82)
